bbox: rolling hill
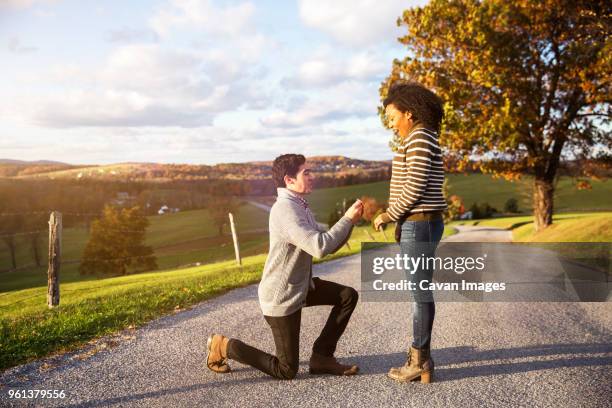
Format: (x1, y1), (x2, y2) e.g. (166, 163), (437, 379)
(0, 156), (391, 182)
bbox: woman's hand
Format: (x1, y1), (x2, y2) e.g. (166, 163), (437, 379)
(373, 213), (387, 231)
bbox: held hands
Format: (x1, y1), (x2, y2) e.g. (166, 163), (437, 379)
(344, 199), (364, 225)
(373, 213), (387, 231)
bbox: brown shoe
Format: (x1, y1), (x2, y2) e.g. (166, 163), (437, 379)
(309, 352), (359, 376)
(388, 346), (434, 383)
(206, 334), (231, 373)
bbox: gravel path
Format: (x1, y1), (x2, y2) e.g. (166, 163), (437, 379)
(1, 227), (610, 407)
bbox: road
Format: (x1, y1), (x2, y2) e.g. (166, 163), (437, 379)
(1, 227), (611, 407)
(444, 225), (512, 242)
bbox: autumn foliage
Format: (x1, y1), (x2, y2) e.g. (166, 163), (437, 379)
(381, 0), (610, 231)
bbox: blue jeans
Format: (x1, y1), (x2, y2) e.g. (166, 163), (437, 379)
(399, 219), (444, 349)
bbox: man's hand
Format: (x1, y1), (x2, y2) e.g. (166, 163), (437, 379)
(344, 199), (363, 225)
(373, 213), (387, 231)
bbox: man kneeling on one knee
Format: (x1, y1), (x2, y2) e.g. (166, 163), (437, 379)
(206, 153), (362, 379)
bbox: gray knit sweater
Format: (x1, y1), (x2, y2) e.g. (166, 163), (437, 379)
(258, 188), (354, 317)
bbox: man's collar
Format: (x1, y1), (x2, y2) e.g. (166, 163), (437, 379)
(277, 188), (309, 208)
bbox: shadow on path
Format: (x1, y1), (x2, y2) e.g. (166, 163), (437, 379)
(67, 342), (612, 407)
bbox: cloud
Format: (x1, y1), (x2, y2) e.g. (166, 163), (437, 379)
(106, 28), (159, 44)
(7, 36), (37, 53)
(298, 0), (428, 47)
(17, 0), (276, 130)
(2, 119), (395, 164)
(282, 48), (387, 88)
(26, 44), (270, 128)
(0, 0), (57, 9)
(32, 90), (214, 128)
(2, 0), (401, 164)
(150, 0), (256, 38)
(149, 0), (274, 63)
(261, 81), (379, 128)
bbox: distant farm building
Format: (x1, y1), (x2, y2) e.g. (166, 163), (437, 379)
(158, 205), (180, 215)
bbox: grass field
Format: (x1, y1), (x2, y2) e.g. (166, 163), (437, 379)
(512, 213), (612, 242)
(0, 172), (608, 370)
(0, 203), (271, 293)
(449, 211), (612, 242)
(307, 174), (610, 221)
(1, 173), (610, 292)
(0, 223), (401, 370)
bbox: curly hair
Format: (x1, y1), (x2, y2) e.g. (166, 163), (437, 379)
(272, 154), (306, 188)
(383, 82), (444, 132)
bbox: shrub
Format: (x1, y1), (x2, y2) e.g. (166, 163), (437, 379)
(445, 194), (465, 222)
(504, 198), (519, 213)
(80, 205), (157, 275)
(469, 202), (497, 219)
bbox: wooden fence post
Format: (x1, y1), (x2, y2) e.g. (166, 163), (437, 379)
(228, 212), (241, 266)
(47, 211), (62, 308)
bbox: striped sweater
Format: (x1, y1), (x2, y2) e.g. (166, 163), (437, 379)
(381, 126), (447, 223)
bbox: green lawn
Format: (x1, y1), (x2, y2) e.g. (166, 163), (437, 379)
(0, 219), (457, 369)
(308, 175), (610, 222)
(306, 175), (609, 241)
(0, 201), (269, 266)
(449, 211), (612, 242)
(446, 174), (611, 213)
(0, 202), (601, 371)
(512, 213), (612, 242)
(307, 182), (391, 219)
(0, 223), (400, 370)
(0, 255), (268, 370)
(2, 173), (609, 292)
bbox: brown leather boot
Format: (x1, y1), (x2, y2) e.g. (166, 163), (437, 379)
(388, 346), (434, 383)
(309, 352), (359, 376)
(206, 334), (231, 373)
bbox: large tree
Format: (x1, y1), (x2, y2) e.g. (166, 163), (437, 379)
(80, 205), (157, 275)
(381, 0), (610, 231)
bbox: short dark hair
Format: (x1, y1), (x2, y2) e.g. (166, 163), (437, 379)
(383, 82), (444, 132)
(272, 154), (306, 188)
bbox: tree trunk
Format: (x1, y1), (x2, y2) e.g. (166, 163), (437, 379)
(533, 177), (554, 232)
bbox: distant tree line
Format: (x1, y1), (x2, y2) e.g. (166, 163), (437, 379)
(0, 166), (394, 271)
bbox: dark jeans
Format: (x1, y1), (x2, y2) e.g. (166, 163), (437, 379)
(226, 277), (358, 380)
(399, 219), (444, 349)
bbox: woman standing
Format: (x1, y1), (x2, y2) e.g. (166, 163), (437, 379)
(374, 82), (447, 383)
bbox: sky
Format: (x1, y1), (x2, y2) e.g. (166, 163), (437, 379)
(0, 0), (429, 165)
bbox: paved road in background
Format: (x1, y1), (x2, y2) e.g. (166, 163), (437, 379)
(444, 225), (513, 242)
(1, 227), (611, 407)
